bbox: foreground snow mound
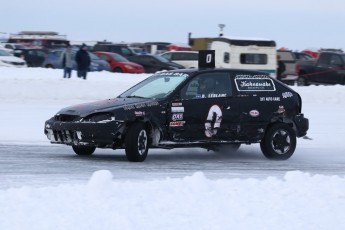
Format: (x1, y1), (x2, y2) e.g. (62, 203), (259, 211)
(0, 171), (344, 230)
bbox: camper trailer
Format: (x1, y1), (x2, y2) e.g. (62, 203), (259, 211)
(210, 37), (277, 78)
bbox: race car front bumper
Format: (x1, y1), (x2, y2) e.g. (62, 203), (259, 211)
(44, 118), (125, 147)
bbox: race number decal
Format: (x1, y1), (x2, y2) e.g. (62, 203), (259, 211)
(198, 50), (215, 69)
(205, 104), (222, 137)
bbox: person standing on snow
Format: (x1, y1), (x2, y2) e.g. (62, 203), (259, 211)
(61, 45), (73, 78)
(277, 55), (286, 81)
(75, 44), (90, 80)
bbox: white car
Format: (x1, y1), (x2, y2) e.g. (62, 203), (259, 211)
(1, 42), (26, 50)
(0, 49), (27, 67)
(0, 44), (14, 54)
(160, 51), (199, 68)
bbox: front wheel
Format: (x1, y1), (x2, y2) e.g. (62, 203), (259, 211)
(125, 123), (149, 162)
(260, 123), (296, 160)
(45, 64), (54, 69)
(297, 76), (308, 86)
(113, 67), (123, 73)
(72, 145), (96, 155)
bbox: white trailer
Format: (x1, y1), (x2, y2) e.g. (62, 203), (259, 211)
(210, 37), (277, 78)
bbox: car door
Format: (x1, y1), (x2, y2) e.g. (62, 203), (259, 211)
(27, 50), (41, 67)
(314, 53), (335, 84)
(327, 54), (344, 84)
(168, 72), (239, 141)
(233, 71), (280, 141)
(135, 56), (154, 73)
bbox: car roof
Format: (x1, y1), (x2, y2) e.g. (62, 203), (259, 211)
(161, 68), (271, 75)
(162, 51), (198, 53)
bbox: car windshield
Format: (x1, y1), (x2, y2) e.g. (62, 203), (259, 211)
(109, 53), (128, 62)
(119, 72), (190, 99)
(88, 52), (101, 60)
(0, 50), (11, 56)
(155, 55), (170, 63)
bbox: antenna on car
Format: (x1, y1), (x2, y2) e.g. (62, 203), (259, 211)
(218, 24), (226, 37)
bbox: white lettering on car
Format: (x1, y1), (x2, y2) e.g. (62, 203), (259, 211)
(171, 107), (184, 113)
(205, 105), (223, 138)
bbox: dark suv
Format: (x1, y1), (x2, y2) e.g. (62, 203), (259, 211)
(13, 48), (48, 67)
(93, 43), (136, 58)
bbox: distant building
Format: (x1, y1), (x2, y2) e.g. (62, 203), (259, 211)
(8, 31), (70, 48)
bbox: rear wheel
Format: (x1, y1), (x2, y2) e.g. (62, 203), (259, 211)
(297, 75), (308, 86)
(125, 123), (149, 162)
(113, 67), (123, 73)
(45, 64), (54, 69)
(72, 145), (96, 155)
(260, 123), (296, 160)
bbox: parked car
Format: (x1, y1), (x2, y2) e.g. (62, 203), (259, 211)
(160, 51), (199, 68)
(127, 54), (184, 73)
(298, 51), (345, 86)
(13, 48), (48, 67)
(93, 51), (144, 73)
(0, 49), (27, 68)
(42, 49), (110, 72)
(1, 43), (26, 50)
(44, 51), (309, 162)
(93, 43), (137, 58)
(0, 44), (14, 54)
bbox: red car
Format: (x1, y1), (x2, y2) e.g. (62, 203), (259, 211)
(93, 51), (145, 73)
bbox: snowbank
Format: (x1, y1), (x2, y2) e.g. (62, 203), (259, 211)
(1, 170), (344, 230)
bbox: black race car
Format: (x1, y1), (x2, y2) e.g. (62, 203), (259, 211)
(44, 51), (309, 162)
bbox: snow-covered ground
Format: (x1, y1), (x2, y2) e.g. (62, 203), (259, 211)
(0, 67), (345, 230)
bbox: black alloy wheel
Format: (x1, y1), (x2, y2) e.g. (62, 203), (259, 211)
(125, 123), (149, 162)
(260, 123), (296, 160)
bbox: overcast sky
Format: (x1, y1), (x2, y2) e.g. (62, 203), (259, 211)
(1, 0), (345, 51)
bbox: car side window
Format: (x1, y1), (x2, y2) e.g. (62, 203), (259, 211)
(186, 53), (198, 60)
(121, 47), (132, 56)
(173, 53), (184, 61)
(330, 55), (342, 66)
(98, 54), (108, 60)
(318, 53), (331, 65)
(162, 53), (172, 61)
(180, 72), (231, 100)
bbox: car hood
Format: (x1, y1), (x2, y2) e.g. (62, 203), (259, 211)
(122, 61), (142, 67)
(57, 97), (156, 117)
(168, 61), (184, 68)
(0, 56), (26, 63)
